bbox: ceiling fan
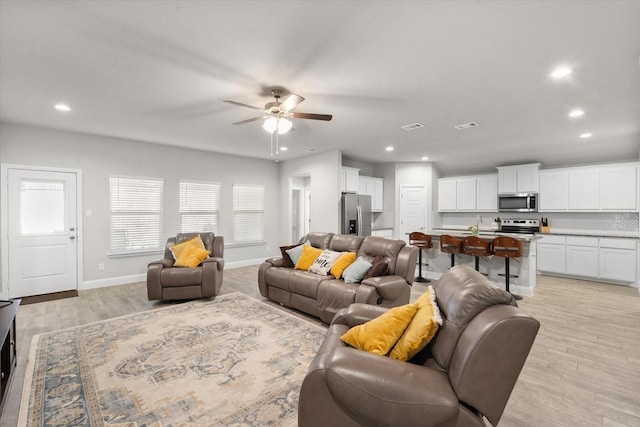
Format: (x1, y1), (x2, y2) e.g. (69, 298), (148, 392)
(223, 89), (333, 157)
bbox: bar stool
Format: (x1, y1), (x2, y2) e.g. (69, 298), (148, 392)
(491, 236), (523, 300)
(462, 236), (491, 274)
(439, 235), (463, 269)
(409, 232), (432, 283)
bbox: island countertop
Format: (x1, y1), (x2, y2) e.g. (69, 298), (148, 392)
(429, 228), (540, 242)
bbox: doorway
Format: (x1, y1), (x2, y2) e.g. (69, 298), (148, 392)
(1, 165), (82, 298)
(399, 185), (427, 244)
(289, 175), (310, 242)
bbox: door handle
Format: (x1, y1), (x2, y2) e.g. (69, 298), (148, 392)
(69, 235), (76, 240)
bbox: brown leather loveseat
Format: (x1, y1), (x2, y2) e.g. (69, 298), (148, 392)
(298, 265), (540, 427)
(258, 232), (419, 324)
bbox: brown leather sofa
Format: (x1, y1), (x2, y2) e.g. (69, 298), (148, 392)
(258, 232), (419, 324)
(147, 232), (224, 301)
(298, 265), (540, 427)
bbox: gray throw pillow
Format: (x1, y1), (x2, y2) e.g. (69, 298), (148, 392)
(342, 256), (373, 283)
(285, 242), (307, 265)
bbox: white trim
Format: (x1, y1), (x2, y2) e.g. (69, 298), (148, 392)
(81, 259), (266, 290)
(0, 163), (84, 300)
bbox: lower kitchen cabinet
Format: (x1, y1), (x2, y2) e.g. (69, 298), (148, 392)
(537, 235), (638, 284)
(599, 239), (637, 282)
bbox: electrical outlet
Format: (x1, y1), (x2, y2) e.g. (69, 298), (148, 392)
(98, 263), (105, 271)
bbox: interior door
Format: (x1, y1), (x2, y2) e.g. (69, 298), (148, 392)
(399, 185), (427, 244)
(7, 168), (78, 298)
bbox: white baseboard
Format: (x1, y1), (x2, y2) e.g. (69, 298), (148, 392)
(81, 259), (266, 290)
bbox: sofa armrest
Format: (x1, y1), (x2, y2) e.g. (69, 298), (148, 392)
(264, 257), (285, 267)
(202, 256), (224, 271)
(330, 303), (388, 327)
(321, 347), (458, 427)
(146, 262), (164, 300)
(359, 275), (410, 301)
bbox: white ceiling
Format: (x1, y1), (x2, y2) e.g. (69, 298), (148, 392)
(1, 0), (639, 176)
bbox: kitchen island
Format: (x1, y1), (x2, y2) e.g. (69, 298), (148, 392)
(422, 228), (540, 297)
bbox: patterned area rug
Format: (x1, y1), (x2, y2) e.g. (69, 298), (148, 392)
(19, 293), (326, 426)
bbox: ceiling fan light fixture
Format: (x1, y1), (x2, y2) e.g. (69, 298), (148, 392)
(278, 118), (293, 134)
(263, 117), (278, 133)
(262, 117), (293, 134)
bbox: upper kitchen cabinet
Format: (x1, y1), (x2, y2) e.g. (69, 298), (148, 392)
(497, 163), (540, 194)
(599, 165), (637, 210)
(359, 176), (384, 212)
(539, 163), (638, 212)
(438, 174), (497, 212)
(539, 170), (568, 211)
(341, 166), (360, 193)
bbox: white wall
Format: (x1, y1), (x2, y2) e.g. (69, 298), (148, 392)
(0, 122), (280, 291)
(279, 150), (341, 242)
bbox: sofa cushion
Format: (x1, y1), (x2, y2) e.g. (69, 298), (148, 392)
(174, 245), (210, 268)
(330, 252), (357, 278)
(358, 237), (405, 275)
(309, 249), (343, 275)
(363, 256), (388, 280)
(160, 267), (202, 287)
(343, 257), (373, 283)
(329, 234), (364, 252)
(317, 280), (360, 324)
(290, 270), (333, 299)
(295, 244), (323, 270)
(306, 232), (335, 250)
(340, 303), (418, 356)
(286, 243), (306, 266)
(389, 286), (442, 361)
(280, 244), (299, 268)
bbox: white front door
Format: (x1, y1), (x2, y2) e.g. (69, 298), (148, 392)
(399, 185), (427, 244)
(7, 168), (79, 298)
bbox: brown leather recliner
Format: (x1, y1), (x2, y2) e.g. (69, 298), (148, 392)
(298, 265), (540, 427)
(147, 232), (224, 301)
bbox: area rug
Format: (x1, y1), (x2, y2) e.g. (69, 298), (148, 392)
(19, 292), (327, 426)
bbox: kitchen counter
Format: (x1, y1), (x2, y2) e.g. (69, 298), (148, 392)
(537, 229), (639, 239)
(430, 228), (540, 241)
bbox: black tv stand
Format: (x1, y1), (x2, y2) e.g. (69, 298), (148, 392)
(0, 299), (19, 413)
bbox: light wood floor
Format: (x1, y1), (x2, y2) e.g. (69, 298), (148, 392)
(2, 266), (639, 427)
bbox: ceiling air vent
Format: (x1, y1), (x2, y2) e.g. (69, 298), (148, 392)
(401, 122), (424, 131)
(454, 122), (479, 130)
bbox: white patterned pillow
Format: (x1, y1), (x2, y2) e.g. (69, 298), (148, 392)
(309, 249), (342, 275)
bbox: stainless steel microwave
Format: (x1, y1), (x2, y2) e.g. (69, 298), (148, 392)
(498, 193), (538, 212)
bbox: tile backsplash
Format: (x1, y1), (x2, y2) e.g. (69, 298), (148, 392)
(439, 211), (639, 234)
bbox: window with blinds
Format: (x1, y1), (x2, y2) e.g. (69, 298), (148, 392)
(233, 184), (265, 243)
(180, 180), (220, 233)
(109, 176), (163, 254)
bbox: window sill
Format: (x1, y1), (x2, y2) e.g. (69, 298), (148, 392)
(226, 240), (267, 248)
(107, 249), (164, 258)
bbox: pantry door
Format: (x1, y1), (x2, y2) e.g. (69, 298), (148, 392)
(6, 167), (80, 298)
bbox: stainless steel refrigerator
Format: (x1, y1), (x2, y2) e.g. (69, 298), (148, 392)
(341, 193), (372, 236)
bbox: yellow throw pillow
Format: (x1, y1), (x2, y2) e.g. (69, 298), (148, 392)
(340, 304), (418, 356)
(295, 244), (323, 271)
(330, 252), (357, 278)
(389, 286), (443, 361)
(174, 245), (210, 268)
(171, 236), (206, 260)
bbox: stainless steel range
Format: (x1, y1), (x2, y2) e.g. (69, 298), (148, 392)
(500, 219), (540, 234)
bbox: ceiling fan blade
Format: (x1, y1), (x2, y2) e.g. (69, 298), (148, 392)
(232, 116), (266, 125)
(292, 112), (333, 121)
(280, 94), (305, 111)
(223, 100), (265, 112)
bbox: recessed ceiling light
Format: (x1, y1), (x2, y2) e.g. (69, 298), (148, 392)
(280, 146), (288, 151)
(580, 132), (592, 139)
(54, 103), (71, 112)
(421, 156), (429, 161)
(454, 122), (479, 130)
(569, 109), (584, 118)
(401, 123), (424, 131)
(385, 146), (394, 152)
(551, 66), (572, 78)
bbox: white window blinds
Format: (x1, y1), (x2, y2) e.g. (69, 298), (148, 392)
(233, 184), (265, 243)
(180, 180), (220, 233)
(110, 176), (163, 253)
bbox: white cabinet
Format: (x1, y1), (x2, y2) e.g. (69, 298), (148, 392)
(438, 179), (458, 211)
(476, 175), (498, 211)
(599, 238), (637, 282)
(359, 176), (384, 212)
(456, 178), (477, 211)
(538, 234), (637, 284)
(341, 167), (360, 193)
(539, 170), (568, 211)
(372, 228), (393, 238)
(568, 168), (599, 210)
(566, 236), (599, 277)
(599, 165), (637, 210)
(537, 235), (566, 274)
(438, 174), (497, 212)
(497, 163), (540, 194)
